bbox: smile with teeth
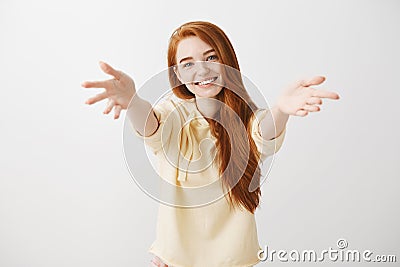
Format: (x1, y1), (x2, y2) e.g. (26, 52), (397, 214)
(194, 77), (217, 86)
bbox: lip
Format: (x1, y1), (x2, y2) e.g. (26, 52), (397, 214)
(194, 76), (218, 85)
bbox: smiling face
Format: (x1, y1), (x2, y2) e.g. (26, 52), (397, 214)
(174, 36), (224, 99)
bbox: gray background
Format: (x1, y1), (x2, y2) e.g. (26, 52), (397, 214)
(0, 0), (399, 266)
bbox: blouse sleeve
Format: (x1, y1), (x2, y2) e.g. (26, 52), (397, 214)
(133, 100), (175, 155)
(251, 108), (286, 162)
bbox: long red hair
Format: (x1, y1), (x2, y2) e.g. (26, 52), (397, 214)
(167, 21), (262, 213)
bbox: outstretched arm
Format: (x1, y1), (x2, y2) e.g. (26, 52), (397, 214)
(259, 76), (340, 140)
(82, 61), (159, 136)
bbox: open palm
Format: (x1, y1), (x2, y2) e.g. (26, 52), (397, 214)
(82, 61), (136, 119)
(277, 76), (340, 117)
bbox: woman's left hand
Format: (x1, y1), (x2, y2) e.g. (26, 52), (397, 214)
(276, 76), (340, 117)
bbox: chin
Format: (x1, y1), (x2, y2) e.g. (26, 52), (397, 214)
(191, 85), (224, 99)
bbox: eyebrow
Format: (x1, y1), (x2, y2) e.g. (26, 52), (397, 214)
(178, 49), (215, 63)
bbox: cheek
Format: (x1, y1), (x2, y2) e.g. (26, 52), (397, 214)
(179, 71), (196, 84)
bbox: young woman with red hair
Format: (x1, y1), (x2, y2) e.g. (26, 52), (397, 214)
(82, 21), (339, 267)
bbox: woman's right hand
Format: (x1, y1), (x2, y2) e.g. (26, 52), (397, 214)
(82, 61), (136, 119)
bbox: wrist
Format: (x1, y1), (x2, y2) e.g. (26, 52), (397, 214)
(273, 104), (287, 117)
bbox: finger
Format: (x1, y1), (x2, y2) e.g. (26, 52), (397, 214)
(150, 257), (162, 267)
(103, 99), (115, 114)
(310, 88), (340, 100)
(99, 61), (122, 80)
(85, 92), (108, 105)
(81, 80), (110, 89)
(295, 109), (309, 117)
(301, 76), (326, 87)
(302, 104), (320, 112)
(306, 97), (322, 105)
(114, 105), (122, 119)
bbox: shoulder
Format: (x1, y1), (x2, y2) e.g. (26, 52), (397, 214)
(153, 93), (193, 120)
(155, 92), (190, 107)
(250, 108), (268, 127)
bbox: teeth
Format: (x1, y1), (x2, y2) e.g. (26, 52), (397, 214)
(198, 77), (216, 85)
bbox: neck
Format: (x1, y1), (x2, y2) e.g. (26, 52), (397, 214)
(195, 96), (221, 120)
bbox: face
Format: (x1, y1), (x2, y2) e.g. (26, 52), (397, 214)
(174, 36), (224, 99)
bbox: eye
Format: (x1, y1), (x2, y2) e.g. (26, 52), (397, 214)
(206, 55), (218, 61)
(183, 62), (193, 68)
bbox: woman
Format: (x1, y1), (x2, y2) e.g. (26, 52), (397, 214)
(82, 21), (340, 267)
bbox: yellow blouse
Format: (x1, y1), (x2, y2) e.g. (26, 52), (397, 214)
(134, 93), (286, 267)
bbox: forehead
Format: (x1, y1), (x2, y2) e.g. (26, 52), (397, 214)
(176, 36), (213, 61)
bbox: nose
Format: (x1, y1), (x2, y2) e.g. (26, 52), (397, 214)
(195, 61), (210, 76)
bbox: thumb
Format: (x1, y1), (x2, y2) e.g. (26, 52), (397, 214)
(301, 76), (326, 87)
(99, 61), (122, 80)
